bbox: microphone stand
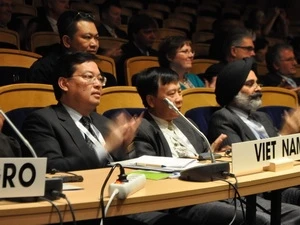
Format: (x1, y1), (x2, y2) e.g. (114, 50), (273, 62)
(163, 98), (229, 182)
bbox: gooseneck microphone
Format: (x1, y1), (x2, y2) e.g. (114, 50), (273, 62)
(0, 109), (37, 158)
(163, 98), (216, 163)
(163, 98), (229, 182)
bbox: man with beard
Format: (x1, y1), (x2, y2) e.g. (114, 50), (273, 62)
(207, 57), (300, 209)
(130, 66), (300, 224)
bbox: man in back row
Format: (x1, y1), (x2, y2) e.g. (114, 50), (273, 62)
(28, 10), (117, 86)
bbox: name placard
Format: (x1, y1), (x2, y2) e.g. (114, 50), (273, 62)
(0, 158), (47, 198)
(232, 133), (300, 175)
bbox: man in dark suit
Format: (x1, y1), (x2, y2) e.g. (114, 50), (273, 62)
(22, 51), (200, 225)
(28, 10), (117, 87)
(261, 43), (300, 102)
(116, 14), (158, 85)
(208, 58), (300, 212)
(129, 66), (296, 224)
(208, 57), (300, 150)
(24, 0), (70, 53)
(23, 52), (138, 172)
(98, 0), (128, 39)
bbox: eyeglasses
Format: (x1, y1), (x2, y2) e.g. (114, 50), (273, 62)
(178, 49), (195, 55)
(72, 74), (107, 85)
(234, 46), (255, 52)
(72, 11), (95, 21)
(66, 11), (95, 31)
(280, 57), (297, 62)
(244, 80), (263, 88)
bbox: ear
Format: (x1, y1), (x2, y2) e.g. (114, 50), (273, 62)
(58, 77), (69, 92)
(146, 95), (155, 108)
(273, 62), (280, 71)
(230, 46), (237, 57)
(62, 35), (71, 48)
(166, 53), (173, 62)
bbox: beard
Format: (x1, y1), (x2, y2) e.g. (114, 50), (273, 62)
(232, 91), (262, 112)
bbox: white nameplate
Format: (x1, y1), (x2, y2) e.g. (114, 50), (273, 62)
(232, 133), (300, 175)
(0, 158), (47, 198)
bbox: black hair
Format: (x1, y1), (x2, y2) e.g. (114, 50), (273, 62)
(127, 14), (158, 41)
(53, 52), (99, 100)
(57, 10), (95, 40)
(135, 67), (179, 108)
(158, 36), (192, 68)
(100, 0), (121, 16)
(222, 27), (252, 58)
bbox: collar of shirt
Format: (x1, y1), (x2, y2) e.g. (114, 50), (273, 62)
(149, 112), (170, 130)
(62, 103), (84, 122)
(46, 16), (58, 33)
(133, 41), (149, 56)
(228, 106), (249, 119)
(229, 106), (269, 139)
(278, 72), (297, 88)
(103, 24), (117, 38)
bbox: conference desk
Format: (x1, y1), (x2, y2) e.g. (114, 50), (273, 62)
(1, 162), (300, 225)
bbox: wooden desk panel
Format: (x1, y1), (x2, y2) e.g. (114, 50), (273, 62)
(1, 165), (300, 225)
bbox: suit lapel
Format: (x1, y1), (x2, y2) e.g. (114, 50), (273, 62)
(144, 112), (173, 157)
(226, 107), (257, 140)
(53, 104), (91, 154)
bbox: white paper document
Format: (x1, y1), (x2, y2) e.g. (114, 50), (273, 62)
(109, 155), (200, 172)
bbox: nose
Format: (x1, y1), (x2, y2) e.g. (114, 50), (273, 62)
(255, 83), (262, 91)
(175, 92), (183, 104)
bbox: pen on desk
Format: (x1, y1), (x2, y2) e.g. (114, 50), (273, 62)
(136, 162), (166, 168)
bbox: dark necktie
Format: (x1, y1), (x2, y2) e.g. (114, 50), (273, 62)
(80, 116), (98, 150)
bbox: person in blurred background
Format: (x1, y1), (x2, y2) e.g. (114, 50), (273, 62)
(98, 0), (127, 39)
(0, 0), (25, 49)
(116, 13), (158, 85)
(157, 36), (210, 89)
(25, 0), (70, 53)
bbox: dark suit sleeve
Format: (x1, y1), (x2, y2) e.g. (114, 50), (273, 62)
(0, 133), (21, 157)
(129, 119), (165, 158)
(208, 109), (245, 149)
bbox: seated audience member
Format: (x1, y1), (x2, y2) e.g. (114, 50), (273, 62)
(28, 10), (116, 86)
(98, 0), (127, 39)
(244, 7), (289, 40)
(208, 57), (300, 207)
(157, 36), (208, 89)
(262, 43), (300, 97)
(206, 27), (256, 85)
(25, 0), (70, 53)
(209, 17), (244, 60)
(129, 66), (300, 224)
(22, 52), (199, 225)
(116, 14), (158, 85)
(0, 0), (25, 49)
(97, 0), (125, 60)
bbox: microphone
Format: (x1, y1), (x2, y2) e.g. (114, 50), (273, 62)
(0, 109), (37, 158)
(163, 98), (229, 182)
